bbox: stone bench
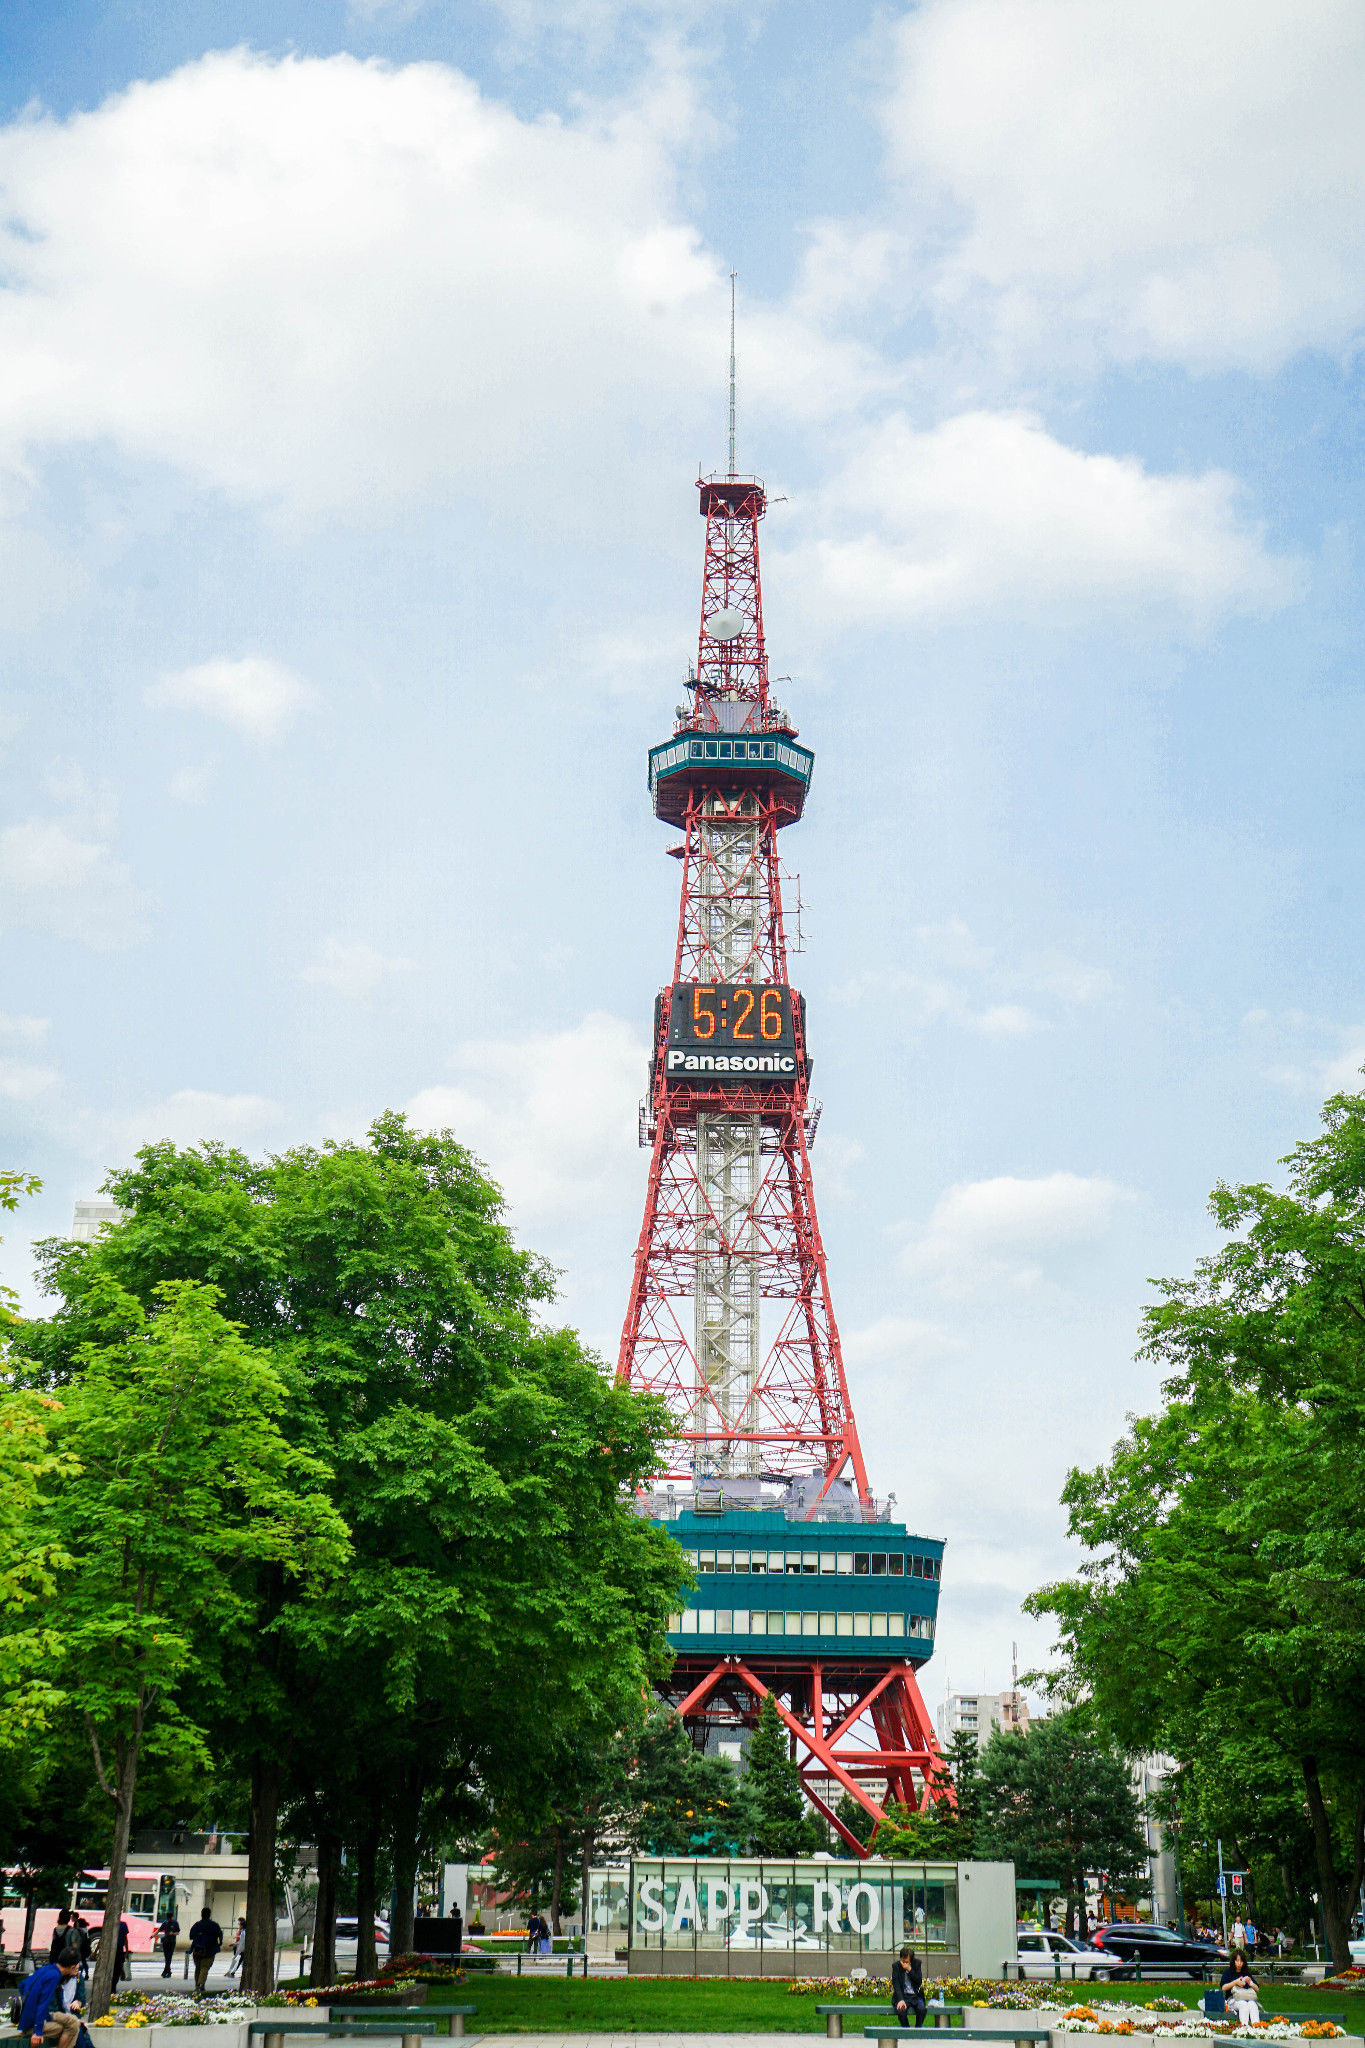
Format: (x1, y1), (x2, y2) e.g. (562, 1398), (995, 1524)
(816, 2004), (964, 2038)
(328, 2010), (477, 2040)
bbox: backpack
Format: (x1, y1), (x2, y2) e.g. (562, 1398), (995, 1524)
(8, 1993), (22, 2027)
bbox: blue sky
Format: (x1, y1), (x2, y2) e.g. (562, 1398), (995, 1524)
(2, 0), (1364, 1711)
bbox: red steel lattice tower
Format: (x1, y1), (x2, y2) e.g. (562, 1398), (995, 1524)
(617, 451), (949, 1849)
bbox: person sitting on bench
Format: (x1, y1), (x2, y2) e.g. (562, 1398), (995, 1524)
(893, 1945), (927, 2029)
(1221, 1951), (1260, 2028)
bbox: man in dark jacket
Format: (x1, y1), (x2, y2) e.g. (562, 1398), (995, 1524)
(892, 1945), (926, 2028)
(187, 1906), (223, 1995)
(19, 1954), (82, 2048)
(156, 1910), (181, 1979)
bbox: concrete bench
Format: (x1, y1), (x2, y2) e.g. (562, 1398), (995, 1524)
(817, 2004), (964, 2037)
(328, 2009), (477, 2039)
(864, 2029), (1050, 2047)
(248, 2020), (440, 2048)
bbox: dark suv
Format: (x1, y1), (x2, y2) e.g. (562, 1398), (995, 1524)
(1090, 1922), (1227, 1978)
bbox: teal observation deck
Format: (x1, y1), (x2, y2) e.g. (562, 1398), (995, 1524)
(659, 1509), (942, 1663)
(649, 728), (814, 828)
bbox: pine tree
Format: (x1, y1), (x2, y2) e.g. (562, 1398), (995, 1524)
(745, 1693), (811, 1854)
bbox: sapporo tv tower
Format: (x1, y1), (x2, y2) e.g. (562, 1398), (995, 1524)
(617, 288), (950, 1852)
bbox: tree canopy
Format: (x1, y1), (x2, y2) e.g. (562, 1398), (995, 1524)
(2, 1115), (688, 1989)
(1028, 1084), (1365, 1967)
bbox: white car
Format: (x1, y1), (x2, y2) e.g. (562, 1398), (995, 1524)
(1016, 1931), (1130, 1981)
(331, 1919), (390, 1969)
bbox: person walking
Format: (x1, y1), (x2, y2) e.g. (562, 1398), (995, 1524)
(449, 1905), (462, 1958)
(1244, 1916), (1258, 1954)
(892, 1945), (926, 2028)
(525, 1913), (542, 1955)
(188, 1906), (223, 1995)
(1231, 1914), (1245, 1951)
(156, 1909), (181, 1979)
(18, 1952), (82, 2048)
(47, 1913), (76, 1965)
(100, 1919), (131, 1992)
(226, 1919), (246, 1979)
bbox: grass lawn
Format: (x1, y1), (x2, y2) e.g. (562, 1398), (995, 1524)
(409, 1976), (1363, 2033)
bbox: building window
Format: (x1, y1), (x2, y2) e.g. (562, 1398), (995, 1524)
(888, 1613), (904, 1636)
(802, 1551), (818, 1573)
(802, 1612), (818, 1635)
(681, 1610), (697, 1634)
(768, 1610), (785, 1634)
(912, 1555), (923, 1577)
(768, 1550), (785, 1574)
(854, 1553), (870, 1575)
(819, 1552), (836, 1574)
(716, 1611), (732, 1633)
(749, 1609), (766, 1634)
(871, 1613), (887, 1637)
(786, 1611), (801, 1635)
(836, 1551), (853, 1575)
(871, 1554), (886, 1575)
(699, 1551), (715, 1572)
(853, 1612), (870, 1636)
(889, 1554), (904, 1576)
(819, 1611), (835, 1633)
(697, 1610), (715, 1632)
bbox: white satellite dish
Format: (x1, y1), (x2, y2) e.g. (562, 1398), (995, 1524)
(708, 609), (744, 642)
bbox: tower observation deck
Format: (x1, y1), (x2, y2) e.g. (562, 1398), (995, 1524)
(617, 462), (951, 1853)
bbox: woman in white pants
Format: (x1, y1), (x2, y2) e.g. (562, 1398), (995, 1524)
(1221, 1952), (1260, 2029)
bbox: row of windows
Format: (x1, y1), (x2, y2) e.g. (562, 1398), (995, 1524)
(684, 1548), (942, 1580)
(669, 1609), (935, 1640)
(653, 738), (811, 776)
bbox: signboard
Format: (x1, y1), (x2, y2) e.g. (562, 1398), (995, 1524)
(663, 982), (801, 1086)
(628, 1857), (960, 1958)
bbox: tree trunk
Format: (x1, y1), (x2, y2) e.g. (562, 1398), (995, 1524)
(88, 1739), (139, 2021)
(20, 1887), (38, 1966)
(388, 1762), (424, 1961)
(549, 1832), (564, 1936)
(354, 1809), (381, 1981)
(242, 1753), (282, 1996)
(309, 1836), (340, 1987)
(1302, 1756), (1351, 1971)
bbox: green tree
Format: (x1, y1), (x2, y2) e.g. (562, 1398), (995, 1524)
(943, 1727), (984, 1846)
(36, 1279), (347, 2014)
(975, 1712), (1147, 1937)
(1028, 1086), (1365, 1969)
(0, 1170), (41, 1329)
(834, 1791), (876, 1851)
(744, 1692), (810, 1855)
(13, 1116), (687, 1989)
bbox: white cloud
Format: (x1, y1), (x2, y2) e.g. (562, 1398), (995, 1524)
(0, 49), (869, 526)
(788, 412), (1301, 630)
(300, 938), (415, 998)
(0, 1013), (50, 1043)
(882, 0), (1365, 371)
(115, 1089), (285, 1151)
(146, 656), (316, 741)
(407, 1011), (647, 1225)
(842, 1314), (966, 1370)
(0, 1059), (59, 1101)
(0, 818), (148, 949)
(833, 918), (1109, 1037)
(1244, 1008), (1365, 1096)
(903, 1171), (1134, 1288)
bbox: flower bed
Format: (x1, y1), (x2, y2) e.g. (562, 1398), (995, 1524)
(99, 1996), (258, 2028)
(285, 1977), (421, 2005)
(1053, 2009), (1344, 2040)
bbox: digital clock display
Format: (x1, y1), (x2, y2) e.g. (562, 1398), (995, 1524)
(664, 982), (801, 1085)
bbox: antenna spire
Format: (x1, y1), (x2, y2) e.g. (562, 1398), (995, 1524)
(727, 270), (737, 476)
